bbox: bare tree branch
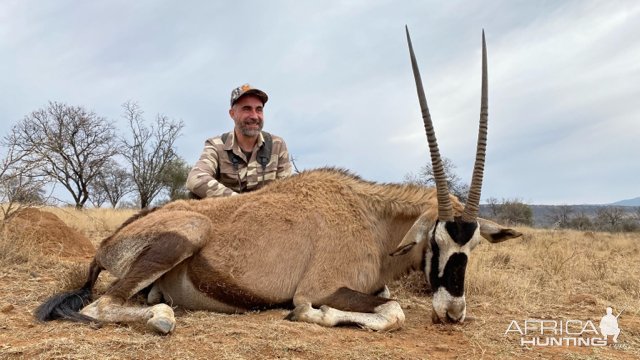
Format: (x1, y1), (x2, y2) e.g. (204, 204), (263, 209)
(88, 159), (134, 208)
(404, 157), (470, 201)
(6, 102), (120, 209)
(120, 101), (184, 208)
(0, 139), (51, 223)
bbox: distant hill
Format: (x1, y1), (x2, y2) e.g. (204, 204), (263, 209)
(610, 197), (640, 206)
(480, 204), (638, 228)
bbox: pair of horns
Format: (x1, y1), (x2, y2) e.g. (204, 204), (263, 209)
(406, 26), (488, 222)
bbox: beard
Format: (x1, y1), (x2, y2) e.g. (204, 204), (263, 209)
(239, 119), (263, 137)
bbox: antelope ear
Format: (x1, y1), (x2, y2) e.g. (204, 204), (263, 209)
(478, 217), (522, 243)
(391, 213), (434, 256)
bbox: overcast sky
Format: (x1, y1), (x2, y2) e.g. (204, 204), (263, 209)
(1, 0), (638, 205)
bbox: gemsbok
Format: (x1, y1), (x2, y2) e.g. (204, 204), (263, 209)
(36, 27), (521, 334)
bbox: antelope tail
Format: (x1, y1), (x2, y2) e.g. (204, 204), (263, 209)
(35, 258), (103, 324)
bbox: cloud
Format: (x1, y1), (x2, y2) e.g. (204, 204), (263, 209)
(1, 0), (638, 205)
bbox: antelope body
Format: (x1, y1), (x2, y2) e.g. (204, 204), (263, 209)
(36, 28), (521, 333)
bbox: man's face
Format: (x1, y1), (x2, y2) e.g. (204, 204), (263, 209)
(229, 95), (264, 137)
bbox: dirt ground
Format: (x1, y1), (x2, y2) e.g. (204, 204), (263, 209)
(3, 208), (94, 258)
(1, 208), (639, 359)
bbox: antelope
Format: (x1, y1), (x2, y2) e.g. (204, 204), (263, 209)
(36, 27), (521, 334)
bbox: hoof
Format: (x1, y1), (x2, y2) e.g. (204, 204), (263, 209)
(285, 303), (313, 322)
(147, 316), (175, 334)
(147, 304), (175, 334)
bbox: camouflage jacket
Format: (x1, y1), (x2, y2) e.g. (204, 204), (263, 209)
(186, 131), (292, 198)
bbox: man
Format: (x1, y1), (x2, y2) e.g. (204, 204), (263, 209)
(186, 84), (292, 198)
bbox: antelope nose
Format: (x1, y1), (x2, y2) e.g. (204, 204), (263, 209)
(431, 309), (464, 324)
(446, 311), (464, 323)
(446, 302), (466, 323)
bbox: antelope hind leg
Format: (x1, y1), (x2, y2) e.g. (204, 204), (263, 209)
(80, 296), (176, 334)
(82, 230), (204, 333)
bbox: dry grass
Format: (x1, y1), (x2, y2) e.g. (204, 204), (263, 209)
(1, 207), (639, 359)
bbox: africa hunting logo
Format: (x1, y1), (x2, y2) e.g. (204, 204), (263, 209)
(504, 307), (624, 347)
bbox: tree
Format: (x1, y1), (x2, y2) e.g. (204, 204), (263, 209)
(546, 205), (574, 229)
(88, 159), (134, 208)
(0, 138), (50, 222)
(595, 207), (627, 232)
(161, 156), (191, 202)
(0, 173), (45, 223)
(404, 157), (469, 201)
(498, 199), (533, 226)
(5, 102), (119, 209)
(620, 218), (639, 232)
(567, 212), (593, 231)
(120, 101), (184, 208)
(483, 198), (533, 226)
(2, 174), (46, 204)
(485, 197), (501, 218)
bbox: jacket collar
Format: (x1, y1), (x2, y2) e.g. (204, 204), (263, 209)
(223, 131), (264, 153)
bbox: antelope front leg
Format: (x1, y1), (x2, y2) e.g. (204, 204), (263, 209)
(287, 301), (405, 331)
(288, 287), (405, 331)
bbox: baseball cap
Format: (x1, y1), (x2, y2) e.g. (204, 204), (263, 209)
(230, 84), (268, 107)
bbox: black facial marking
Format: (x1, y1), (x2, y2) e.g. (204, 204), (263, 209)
(445, 217), (478, 246)
(428, 220), (469, 297)
(441, 253), (468, 297)
(429, 237), (440, 291)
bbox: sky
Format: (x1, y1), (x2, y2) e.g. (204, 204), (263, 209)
(1, 0), (639, 205)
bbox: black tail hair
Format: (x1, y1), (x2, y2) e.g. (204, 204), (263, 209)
(35, 258), (103, 324)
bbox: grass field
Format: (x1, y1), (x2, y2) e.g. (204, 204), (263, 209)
(1, 207), (638, 359)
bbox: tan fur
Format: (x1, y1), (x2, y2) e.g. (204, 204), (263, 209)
(97, 210), (211, 279)
(76, 168), (519, 332)
(98, 169), (466, 308)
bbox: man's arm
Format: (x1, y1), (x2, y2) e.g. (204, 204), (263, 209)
(275, 138), (293, 179)
(186, 139), (237, 198)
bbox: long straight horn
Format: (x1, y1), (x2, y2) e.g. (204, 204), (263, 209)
(462, 30), (488, 222)
(406, 26), (453, 221)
